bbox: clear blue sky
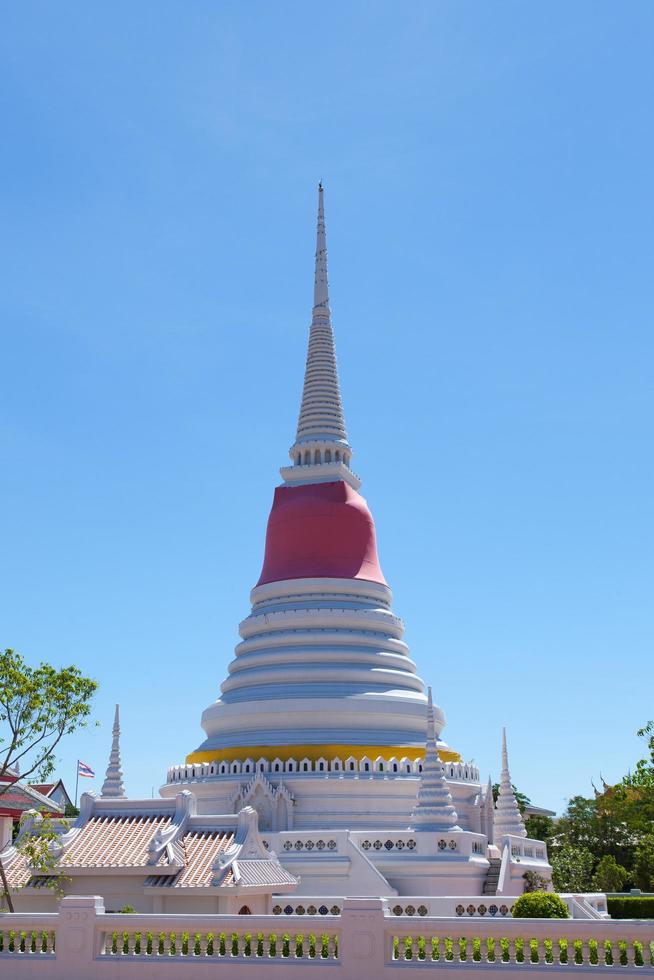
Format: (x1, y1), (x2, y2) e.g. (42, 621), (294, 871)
(2, 2), (652, 812)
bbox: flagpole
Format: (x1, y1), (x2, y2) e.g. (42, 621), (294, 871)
(75, 759), (79, 808)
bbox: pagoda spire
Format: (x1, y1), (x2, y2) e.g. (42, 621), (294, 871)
(493, 728), (526, 840)
(280, 184), (360, 490)
(313, 181), (330, 314)
(410, 687), (460, 832)
(100, 704), (126, 799)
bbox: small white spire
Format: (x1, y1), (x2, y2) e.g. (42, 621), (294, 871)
(410, 687), (460, 832)
(100, 704), (126, 799)
(493, 727), (526, 840)
(281, 183), (360, 491)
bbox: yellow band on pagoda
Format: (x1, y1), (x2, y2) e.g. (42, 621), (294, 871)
(186, 743), (462, 766)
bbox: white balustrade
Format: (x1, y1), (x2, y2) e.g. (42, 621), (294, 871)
(167, 755), (481, 782)
(1, 897), (652, 978)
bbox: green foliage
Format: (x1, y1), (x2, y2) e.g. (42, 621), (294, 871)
(623, 721), (654, 791)
(607, 896), (654, 919)
(0, 648), (97, 785)
(551, 845), (595, 892)
(0, 648), (96, 912)
(593, 854), (627, 893)
(524, 814), (554, 843)
(512, 891), (570, 919)
(634, 835), (654, 891)
(118, 905), (136, 914)
(12, 813), (70, 897)
(555, 795), (631, 866)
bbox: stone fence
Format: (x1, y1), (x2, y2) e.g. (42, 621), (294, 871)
(0, 895), (652, 980)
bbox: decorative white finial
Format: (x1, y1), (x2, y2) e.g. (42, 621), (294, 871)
(313, 182), (329, 314)
(280, 184), (360, 491)
(493, 727), (526, 841)
(410, 687), (461, 832)
(100, 704), (126, 799)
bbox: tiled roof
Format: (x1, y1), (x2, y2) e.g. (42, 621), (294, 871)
(2, 851), (32, 888)
(0, 852), (60, 890)
(145, 830), (234, 888)
(2, 798), (299, 895)
(61, 815), (172, 869)
(234, 859), (298, 888)
(30, 784), (55, 796)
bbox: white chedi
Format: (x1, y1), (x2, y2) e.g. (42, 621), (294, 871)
(100, 704), (126, 799)
(493, 727), (527, 840)
(410, 687), (460, 832)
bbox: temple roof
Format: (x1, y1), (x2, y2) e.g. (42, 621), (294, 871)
(0, 792), (297, 895)
(61, 814), (172, 869)
(145, 830), (234, 888)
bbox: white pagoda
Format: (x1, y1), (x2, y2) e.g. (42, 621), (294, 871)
(2, 186), (553, 913)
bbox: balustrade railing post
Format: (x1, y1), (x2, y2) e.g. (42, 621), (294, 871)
(625, 940), (636, 968)
(581, 939), (591, 966)
(50, 895), (105, 980)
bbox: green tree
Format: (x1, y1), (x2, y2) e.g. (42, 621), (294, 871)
(0, 648), (97, 911)
(524, 814), (554, 843)
(550, 845), (595, 892)
(555, 795), (632, 869)
(634, 835), (654, 892)
(593, 854), (627, 893)
(624, 721), (654, 790)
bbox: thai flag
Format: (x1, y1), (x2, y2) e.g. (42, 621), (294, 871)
(77, 760), (95, 778)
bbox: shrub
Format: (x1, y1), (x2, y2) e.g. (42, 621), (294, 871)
(607, 897), (654, 919)
(512, 891), (569, 918)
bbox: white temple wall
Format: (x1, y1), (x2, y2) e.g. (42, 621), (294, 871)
(160, 772), (483, 831)
(12, 875), (155, 914)
(386, 866), (488, 897)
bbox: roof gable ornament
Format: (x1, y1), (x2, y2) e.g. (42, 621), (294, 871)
(211, 806), (283, 886)
(410, 687), (461, 833)
(146, 791), (194, 866)
(280, 183), (361, 491)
